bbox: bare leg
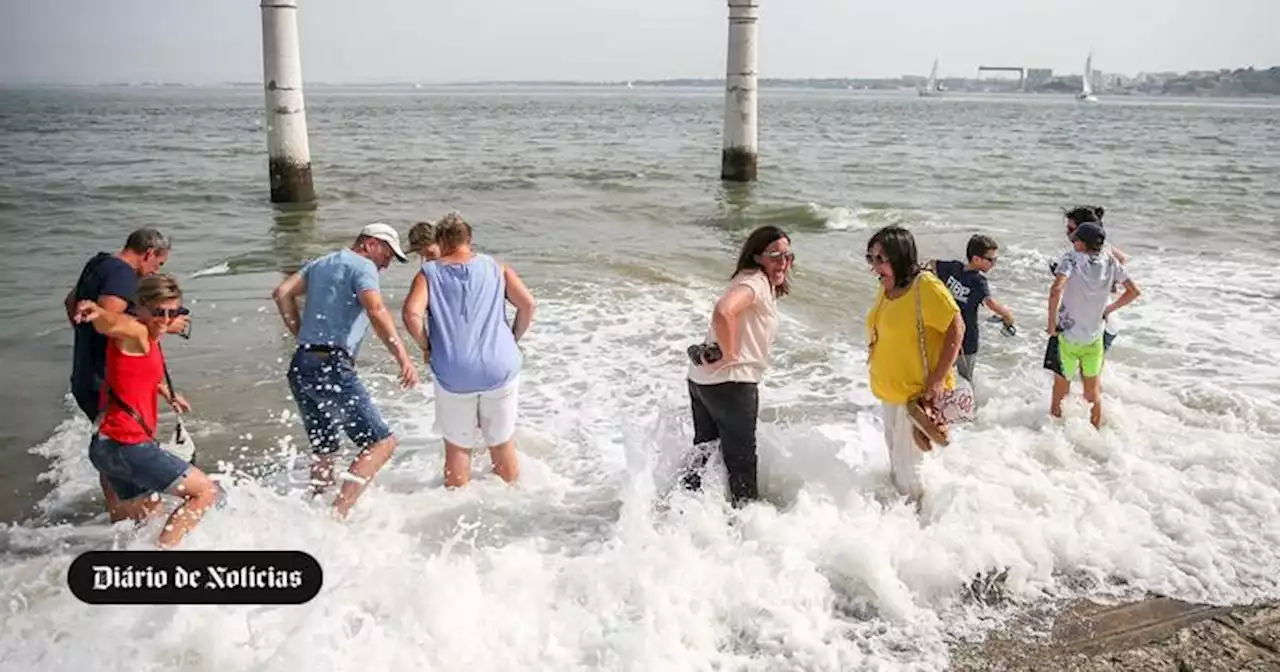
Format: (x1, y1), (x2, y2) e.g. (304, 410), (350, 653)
(444, 440), (473, 488)
(333, 435), (397, 519)
(310, 454), (336, 496)
(101, 474), (128, 523)
(109, 491), (166, 524)
(1081, 375), (1103, 428)
(1050, 375), (1070, 419)
(157, 469), (219, 549)
(488, 439), (519, 484)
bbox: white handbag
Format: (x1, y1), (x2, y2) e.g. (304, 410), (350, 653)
(165, 417), (197, 463)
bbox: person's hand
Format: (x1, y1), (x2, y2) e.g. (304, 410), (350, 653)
(696, 343), (732, 369)
(168, 394), (192, 414)
(399, 360), (420, 389)
(73, 300), (102, 324)
(167, 315), (190, 335)
(710, 355), (738, 370)
(923, 374), (945, 401)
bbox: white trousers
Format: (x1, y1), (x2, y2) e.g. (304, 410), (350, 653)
(881, 403), (924, 500)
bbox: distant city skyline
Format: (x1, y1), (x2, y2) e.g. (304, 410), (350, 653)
(39, 64), (1273, 88)
(8, 61), (1272, 89)
(1, 0), (1276, 85)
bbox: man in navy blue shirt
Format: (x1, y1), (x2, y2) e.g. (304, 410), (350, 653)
(65, 228), (180, 419)
(928, 234), (1015, 384)
(64, 228), (182, 516)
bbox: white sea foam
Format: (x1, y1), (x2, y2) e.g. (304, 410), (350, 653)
(192, 262), (233, 278)
(2, 266), (1279, 671)
(808, 203), (868, 231)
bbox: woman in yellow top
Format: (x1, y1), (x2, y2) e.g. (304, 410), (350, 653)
(864, 226), (964, 502)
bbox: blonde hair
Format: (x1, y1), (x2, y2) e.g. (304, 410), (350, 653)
(408, 220), (436, 252)
(137, 273), (183, 307)
(435, 211), (473, 252)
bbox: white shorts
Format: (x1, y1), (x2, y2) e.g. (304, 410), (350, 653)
(432, 376), (520, 449)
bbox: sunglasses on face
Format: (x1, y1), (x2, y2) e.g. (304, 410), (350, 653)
(151, 307), (190, 319)
(865, 253), (889, 265)
(762, 251), (795, 263)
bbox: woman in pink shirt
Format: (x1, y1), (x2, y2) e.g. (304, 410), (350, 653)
(683, 226), (793, 507)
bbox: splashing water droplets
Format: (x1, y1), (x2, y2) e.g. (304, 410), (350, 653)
(3, 272), (1279, 669)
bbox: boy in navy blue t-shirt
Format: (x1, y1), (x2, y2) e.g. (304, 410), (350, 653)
(928, 234), (1015, 384)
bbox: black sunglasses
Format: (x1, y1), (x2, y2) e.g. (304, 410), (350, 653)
(153, 307), (190, 319)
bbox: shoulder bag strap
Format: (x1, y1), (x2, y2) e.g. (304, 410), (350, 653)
(156, 342), (198, 465)
(915, 274), (930, 377)
(102, 381), (157, 441)
(158, 341), (176, 405)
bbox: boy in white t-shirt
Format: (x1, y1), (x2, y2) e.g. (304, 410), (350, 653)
(1046, 222), (1142, 428)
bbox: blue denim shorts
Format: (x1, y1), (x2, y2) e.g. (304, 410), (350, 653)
(89, 434), (192, 501)
(288, 347), (393, 456)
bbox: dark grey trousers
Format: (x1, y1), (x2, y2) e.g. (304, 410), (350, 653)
(956, 353), (976, 383)
(683, 379), (760, 506)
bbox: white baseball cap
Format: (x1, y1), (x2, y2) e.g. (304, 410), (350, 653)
(359, 222), (407, 262)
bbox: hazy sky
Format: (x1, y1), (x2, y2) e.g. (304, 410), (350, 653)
(1, 0), (1276, 84)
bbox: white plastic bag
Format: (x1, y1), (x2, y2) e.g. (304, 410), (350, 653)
(165, 418), (197, 464)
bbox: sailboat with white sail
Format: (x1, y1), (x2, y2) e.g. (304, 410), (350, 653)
(918, 57), (946, 97)
(1077, 50), (1099, 102)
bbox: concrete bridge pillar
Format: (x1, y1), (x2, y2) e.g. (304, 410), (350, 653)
(261, 0), (315, 204)
(721, 0), (759, 182)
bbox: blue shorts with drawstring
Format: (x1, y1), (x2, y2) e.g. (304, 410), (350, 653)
(288, 346), (393, 456)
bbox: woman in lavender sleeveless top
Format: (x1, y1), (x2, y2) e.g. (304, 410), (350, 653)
(401, 212), (537, 488)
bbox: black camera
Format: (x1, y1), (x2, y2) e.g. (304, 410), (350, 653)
(686, 342), (723, 366)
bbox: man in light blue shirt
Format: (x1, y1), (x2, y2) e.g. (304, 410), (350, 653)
(272, 223), (420, 518)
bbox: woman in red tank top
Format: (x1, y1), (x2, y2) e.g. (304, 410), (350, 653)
(97, 329), (165, 445)
(74, 273), (219, 549)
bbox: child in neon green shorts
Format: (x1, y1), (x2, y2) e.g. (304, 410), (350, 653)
(1046, 223), (1141, 428)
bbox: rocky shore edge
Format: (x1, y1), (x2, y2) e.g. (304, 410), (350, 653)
(951, 596), (1280, 671)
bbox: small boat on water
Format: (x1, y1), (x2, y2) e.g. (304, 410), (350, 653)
(918, 57), (946, 97)
(1077, 50), (1099, 103)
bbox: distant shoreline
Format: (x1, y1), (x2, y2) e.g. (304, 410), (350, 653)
(4, 73), (1278, 99)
